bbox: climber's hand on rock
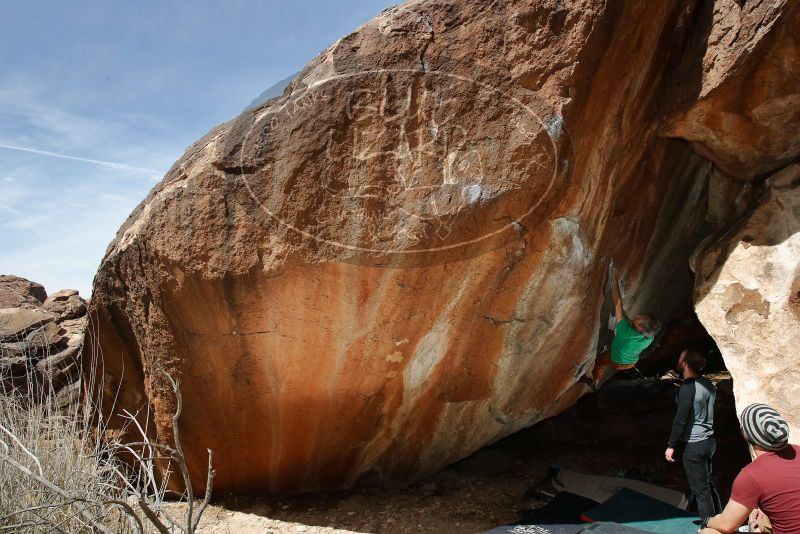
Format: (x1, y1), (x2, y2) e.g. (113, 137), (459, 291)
(664, 447), (675, 462)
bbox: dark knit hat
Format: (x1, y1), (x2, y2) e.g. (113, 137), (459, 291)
(740, 403), (790, 452)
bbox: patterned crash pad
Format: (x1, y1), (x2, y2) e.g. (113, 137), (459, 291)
(482, 468), (695, 534)
(553, 468), (688, 510)
(482, 522), (653, 534)
(480, 490), (661, 534)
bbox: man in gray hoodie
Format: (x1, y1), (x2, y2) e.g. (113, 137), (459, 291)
(665, 349), (721, 521)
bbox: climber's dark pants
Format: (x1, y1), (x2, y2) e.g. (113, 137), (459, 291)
(591, 350), (635, 383)
(681, 438), (722, 519)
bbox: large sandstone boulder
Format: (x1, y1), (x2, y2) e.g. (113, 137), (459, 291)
(88, 0), (797, 493)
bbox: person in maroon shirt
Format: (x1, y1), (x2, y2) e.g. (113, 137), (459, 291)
(701, 403), (800, 534)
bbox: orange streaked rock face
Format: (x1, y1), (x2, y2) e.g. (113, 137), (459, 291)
(87, 0), (798, 493)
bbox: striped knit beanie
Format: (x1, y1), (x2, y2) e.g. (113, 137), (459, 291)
(740, 403), (790, 452)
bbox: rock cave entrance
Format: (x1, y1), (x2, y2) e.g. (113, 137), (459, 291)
(427, 309), (752, 510)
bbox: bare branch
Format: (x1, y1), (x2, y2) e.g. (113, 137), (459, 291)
(159, 368), (196, 533)
(121, 408), (162, 498)
(193, 448), (215, 530)
(148, 503), (187, 533)
(1, 500), (82, 521)
(2, 504), (71, 534)
(137, 494), (171, 534)
(109, 441), (178, 454)
(0, 423), (43, 476)
(0, 522), (38, 531)
(103, 499), (145, 534)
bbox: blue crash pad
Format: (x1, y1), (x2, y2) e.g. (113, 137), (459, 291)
(581, 488), (699, 534)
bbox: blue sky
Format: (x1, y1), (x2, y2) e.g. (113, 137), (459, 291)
(0, 1), (398, 297)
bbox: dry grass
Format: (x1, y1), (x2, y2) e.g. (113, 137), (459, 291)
(0, 329), (212, 533)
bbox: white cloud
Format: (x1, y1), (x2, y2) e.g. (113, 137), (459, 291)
(0, 77), (172, 172)
(0, 205), (22, 216)
(0, 143), (164, 176)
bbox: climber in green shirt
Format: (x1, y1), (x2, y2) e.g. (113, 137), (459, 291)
(580, 265), (661, 391)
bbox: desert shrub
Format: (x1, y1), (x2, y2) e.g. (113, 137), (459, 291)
(0, 340), (212, 533)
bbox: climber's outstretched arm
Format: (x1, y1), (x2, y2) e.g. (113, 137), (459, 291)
(610, 265), (626, 323)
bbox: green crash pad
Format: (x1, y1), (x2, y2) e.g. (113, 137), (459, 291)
(581, 488), (699, 534)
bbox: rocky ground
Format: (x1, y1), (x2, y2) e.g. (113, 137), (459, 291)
(173, 373), (749, 534)
(191, 470), (526, 534)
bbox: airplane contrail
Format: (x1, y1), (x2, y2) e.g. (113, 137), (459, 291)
(0, 143), (165, 175)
